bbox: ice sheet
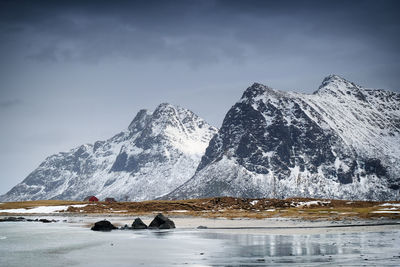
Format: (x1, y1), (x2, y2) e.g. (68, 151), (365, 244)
(0, 221), (400, 266)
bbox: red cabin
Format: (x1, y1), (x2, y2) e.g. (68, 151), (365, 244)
(84, 195), (99, 202)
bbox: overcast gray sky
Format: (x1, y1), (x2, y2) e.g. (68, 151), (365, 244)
(1, 0), (399, 194)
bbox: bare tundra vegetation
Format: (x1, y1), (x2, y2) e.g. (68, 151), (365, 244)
(1, 197), (400, 220)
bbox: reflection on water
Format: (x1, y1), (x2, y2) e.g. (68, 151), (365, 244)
(200, 232), (356, 256)
(150, 230), (174, 238)
(0, 222), (399, 266)
(191, 230), (400, 265)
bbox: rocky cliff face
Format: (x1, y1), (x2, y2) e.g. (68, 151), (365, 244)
(166, 75), (400, 200)
(0, 103), (217, 201)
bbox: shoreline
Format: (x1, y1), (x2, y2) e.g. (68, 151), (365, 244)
(2, 213), (400, 235)
(1, 196), (400, 235)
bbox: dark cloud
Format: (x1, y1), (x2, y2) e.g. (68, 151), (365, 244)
(1, 0), (399, 67)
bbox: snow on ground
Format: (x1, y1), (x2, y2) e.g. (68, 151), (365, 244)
(371, 211), (400, 214)
(380, 203), (400, 207)
(371, 204), (400, 214)
(250, 200), (259, 205)
(0, 204), (88, 214)
(293, 201), (331, 207)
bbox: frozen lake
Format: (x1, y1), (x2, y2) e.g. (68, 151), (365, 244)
(1, 221), (400, 266)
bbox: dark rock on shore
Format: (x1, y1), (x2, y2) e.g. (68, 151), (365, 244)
(120, 224), (130, 230)
(91, 220), (118, 231)
(0, 217), (58, 223)
(0, 216), (25, 222)
(149, 213), (175, 229)
(132, 218), (147, 229)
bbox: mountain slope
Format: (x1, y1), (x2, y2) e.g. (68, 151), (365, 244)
(0, 103), (217, 201)
(166, 75), (400, 200)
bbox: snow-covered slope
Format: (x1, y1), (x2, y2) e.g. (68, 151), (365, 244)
(166, 75), (400, 200)
(0, 103), (217, 201)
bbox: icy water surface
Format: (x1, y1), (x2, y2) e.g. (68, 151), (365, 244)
(1, 222), (400, 266)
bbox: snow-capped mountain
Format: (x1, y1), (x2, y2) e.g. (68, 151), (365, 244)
(166, 75), (400, 201)
(0, 103), (217, 201)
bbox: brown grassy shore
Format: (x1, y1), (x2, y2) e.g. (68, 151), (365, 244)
(1, 197), (400, 220)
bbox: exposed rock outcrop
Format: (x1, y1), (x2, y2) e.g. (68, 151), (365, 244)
(132, 218), (147, 229)
(91, 220), (118, 231)
(148, 213), (175, 229)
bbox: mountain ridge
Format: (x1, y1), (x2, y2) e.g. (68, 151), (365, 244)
(2, 75), (399, 202)
(0, 103), (218, 201)
(165, 75), (400, 201)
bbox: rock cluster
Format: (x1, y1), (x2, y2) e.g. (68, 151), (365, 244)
(91, 213), (176, 231)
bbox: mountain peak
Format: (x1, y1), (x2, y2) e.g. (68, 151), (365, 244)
(241, 82), (277, 100)
(152, 102), (181, 118)
(128, 109), (151, 132)
(320, 74), (350, 87)
(315, 74), (361, 95)
(322, 74), (346, 82)
(155, 102), (175, 111)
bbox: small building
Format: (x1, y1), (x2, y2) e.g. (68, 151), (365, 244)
(105, 197), (116, 203)
(84, 195), (99, 202)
